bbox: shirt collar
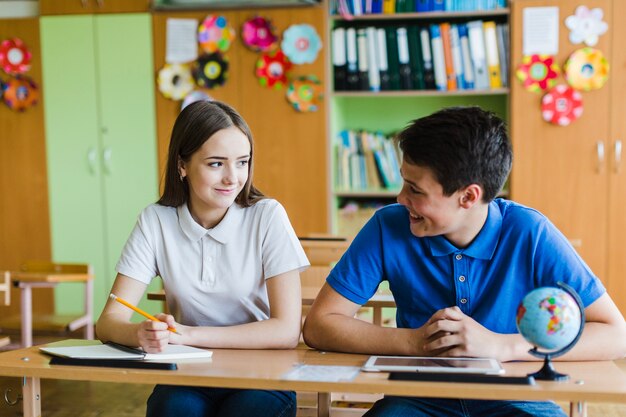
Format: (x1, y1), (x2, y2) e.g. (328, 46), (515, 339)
(177, 203), (243, 244)
(428, 201), (502, 260)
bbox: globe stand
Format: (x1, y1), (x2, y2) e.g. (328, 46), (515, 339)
(528, 351), (569, 381)
(524, 282), (586, 382)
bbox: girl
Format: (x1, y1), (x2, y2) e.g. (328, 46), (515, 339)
(96, 100), (308, 417)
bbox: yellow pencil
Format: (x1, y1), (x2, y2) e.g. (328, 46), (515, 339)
(109, 293), (182, 335)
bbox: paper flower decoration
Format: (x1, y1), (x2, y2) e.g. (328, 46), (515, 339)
(286, 76), (323, 112)
(241, 16), (278, 52)
(541, 84), (583, 126)
(193, 53), (228, 89)
(0, 38), (32, 75)
(181, 90), (213, 111)
(0, 78), (5, 100)
(516, 55), (560, 93)
(3, 76), (38, 111)
(198, 15), (236, 54)
(157, 63), (195, 101)
(565, 5), (608, 47)
(565, 47), (609, 91)
(255, 50), (293, 90)
(281, 24), (322, 65)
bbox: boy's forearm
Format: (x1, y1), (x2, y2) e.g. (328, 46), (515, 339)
(303, 313), (425, 355)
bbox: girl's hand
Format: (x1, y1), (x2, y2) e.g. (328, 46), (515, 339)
(136, 313), (182, 352)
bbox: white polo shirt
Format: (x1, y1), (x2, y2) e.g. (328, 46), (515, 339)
(116, 199), (309, 327)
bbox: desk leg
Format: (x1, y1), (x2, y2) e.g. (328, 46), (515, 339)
(570, 401), (587, 417)
(317, 392), (330, 417)
(19, 284), (33, 348)
(22, 376), (41, 417)
(85, 279), (94, 339)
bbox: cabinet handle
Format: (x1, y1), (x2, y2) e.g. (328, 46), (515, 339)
(615, 140), (622, 174)
(96, 0), (104, 7)
(87, 147), (97, 175)
(102, 147), (112, 175)
(81, 0), (88, 8)
(596, 141), (605, 173)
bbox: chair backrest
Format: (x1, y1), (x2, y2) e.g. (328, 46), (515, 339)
(20, 260), (93, 275)
(0, 271), (10, 306)
(299, 236), (350, 288)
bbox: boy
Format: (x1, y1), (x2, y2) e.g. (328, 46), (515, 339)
(303, 107), (626, 417)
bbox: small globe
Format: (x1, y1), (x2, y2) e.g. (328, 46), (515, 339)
(516, 286), (582, 352)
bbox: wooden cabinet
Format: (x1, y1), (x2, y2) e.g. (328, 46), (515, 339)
(510, 0), (626, 314)
(0, 18), (53, 317)
(40, 0), (150, 15)
(152, 6), (328, 236)
(40, 13), (160, 318)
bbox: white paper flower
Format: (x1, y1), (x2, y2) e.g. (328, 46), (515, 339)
(565, 5), (608, 46)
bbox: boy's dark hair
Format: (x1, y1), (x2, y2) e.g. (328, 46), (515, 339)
(397, 106), (512, 202)
(158, 100), (265, 208)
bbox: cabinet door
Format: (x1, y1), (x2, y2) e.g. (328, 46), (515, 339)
(608, 0), (626, 314)
(510, 0), (612, 280)
(40, 0), (149, 15)
(40, 0), (94, 15)
(94, 14), (160, 308)
(40, 16), (109, 315)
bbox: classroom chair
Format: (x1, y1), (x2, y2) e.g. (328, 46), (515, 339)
(0, 261), (94, 347)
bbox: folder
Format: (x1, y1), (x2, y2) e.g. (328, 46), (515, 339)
(345, 27), (360, 90)
(419, 27), (436, 89)
(440, 23), (457, 91)
(356, 28), (370, 90)
(496, 22), (509, 87)
(458, 23), (475, 89)
(449, 24), (466, 89)
(483, 21), (502, 88)
(407, 25), (425, 90)
(385, 26), (401, 90)
(366, 27), (381, 91)
(466, 20), (490, 90)
(396, 27), (413, 90)
(376, 28), (391, 90)
(430, 24), (447, 91)
(332, 27), (348, 91)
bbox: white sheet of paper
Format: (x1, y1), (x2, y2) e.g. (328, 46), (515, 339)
(523, 7), (559, 55)
(166, 18), (198, 64)
(281, 365), (360, 382)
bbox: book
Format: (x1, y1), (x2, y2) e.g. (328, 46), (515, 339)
(407, 25), (425, 90)
(41, 342), (213, 361)
(384, 27), (401, 90)
(376, 28), (390, 90)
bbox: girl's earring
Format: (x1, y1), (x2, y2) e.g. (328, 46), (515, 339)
(179, 174), (185, 182)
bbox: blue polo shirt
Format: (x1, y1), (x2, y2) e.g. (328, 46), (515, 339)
(327, 199), (605, 333)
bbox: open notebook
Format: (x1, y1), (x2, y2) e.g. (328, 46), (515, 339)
(40, 342), (213, 361)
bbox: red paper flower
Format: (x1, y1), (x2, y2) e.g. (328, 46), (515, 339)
(541, 84), (583, 126)
(516, 54), (560, 93)
(255, 50), (292, 90)
(0, 38), (32, 75)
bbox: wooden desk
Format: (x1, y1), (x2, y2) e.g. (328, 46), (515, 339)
(147, 287), (397, 325)
(1, 340), (625, 417)
(10, 271), (94, 348)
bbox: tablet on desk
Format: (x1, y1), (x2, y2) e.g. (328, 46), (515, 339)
(362, 356), (505, 375)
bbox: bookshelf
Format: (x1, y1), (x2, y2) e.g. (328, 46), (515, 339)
(327, 4), (511, 236)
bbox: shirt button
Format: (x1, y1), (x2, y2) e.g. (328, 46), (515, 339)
(455, 254), (462, 260)
(459, 275), (466, 282)
(460, 298), (468, 304)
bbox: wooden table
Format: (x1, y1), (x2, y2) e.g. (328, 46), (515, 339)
(1, 340), (625, 417)
(10, 271), (94, 348)
(147, 287), (397, 325)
